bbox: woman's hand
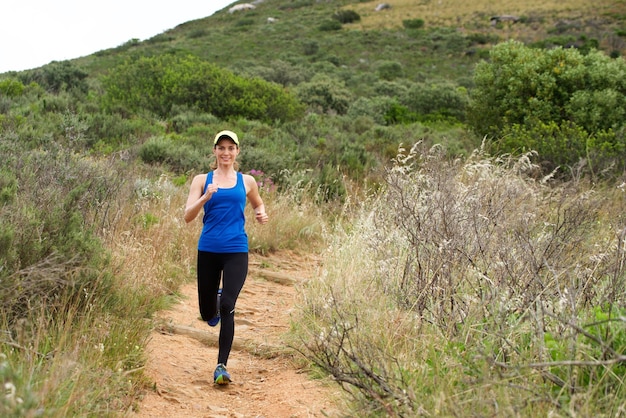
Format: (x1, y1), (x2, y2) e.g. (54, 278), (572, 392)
(203, 183), (219, 201)
(184, 175), (217, 223)
(255, 211), (269, 224)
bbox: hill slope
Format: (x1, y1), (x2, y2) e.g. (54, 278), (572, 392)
(76, 0), (625, 88)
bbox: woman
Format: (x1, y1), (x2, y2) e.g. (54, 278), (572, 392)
(184, 129), (269, 385)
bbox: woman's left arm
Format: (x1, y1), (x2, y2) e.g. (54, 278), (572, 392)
(244, 174), (269, 224)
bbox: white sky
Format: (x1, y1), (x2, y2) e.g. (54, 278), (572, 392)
(1, 0), (235, 73)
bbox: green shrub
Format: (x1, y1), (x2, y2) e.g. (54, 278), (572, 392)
(0, 167), (17, 207)
(139, 136), (203, 172)
(469, 41), (626, 176)
(333, 10), (361, 24)
(278, 0), (312, 9)
(469, 41), (626, 137)
(101, 54), (304, 123)
(373, 80), (409, 98)
(426, 28), (470, 53)
(375, 60), (404, 81)
(19, 61), (88, 93)
(499, 120), (625, 177)
(0, 78), (25, 98)
(566, 88), (626, 133)
(347, 96), (396, 125)
(246, 60), (312, 86)
(319, 20), (342, 31)
(384, 102), (419, 125)
(315, 163), (347, 202)
(87, 112), (163, 150)
(295, 74), (353, 115)
(146, 33), (175, 44)
(0, 146), (119, 319)
(235, 18), (255, 27)
(187, 29), (207, 39)
(402, 18), (424, 29)
(401, 82), (468, 122)
(466, 32), (499, 45)
(302, 40), (320, 56)
(499, 120), (590, 173)
(168, 107), (220, 134)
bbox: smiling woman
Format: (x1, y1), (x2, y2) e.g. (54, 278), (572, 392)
(0, 0), (234, 73)
(183, 129), (269, 385)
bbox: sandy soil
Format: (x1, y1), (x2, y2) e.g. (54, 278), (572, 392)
(131, 251), (342, 418)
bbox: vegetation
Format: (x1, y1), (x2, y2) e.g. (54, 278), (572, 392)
(291, 143), (626, 416)
(469, 41), (626, 177)
(0, 0), (625, 416)
(101, 54), (304, 122)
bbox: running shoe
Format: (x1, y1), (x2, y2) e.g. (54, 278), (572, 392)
(207, 288), (222, 327)
(214, 363), (231, 385)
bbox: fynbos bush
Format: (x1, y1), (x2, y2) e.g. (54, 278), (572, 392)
(292, 143), (626, 416)
(469, 41), (626, 177)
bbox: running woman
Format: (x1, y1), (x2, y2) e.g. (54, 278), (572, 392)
(184, 129), (269, 385)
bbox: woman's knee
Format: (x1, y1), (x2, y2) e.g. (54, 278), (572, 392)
(220, 300), (235, 317)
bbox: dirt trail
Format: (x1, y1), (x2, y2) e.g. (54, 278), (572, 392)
(132, 252), (341, 418)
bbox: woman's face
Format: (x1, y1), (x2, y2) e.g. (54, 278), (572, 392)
(213, 139), (240, 165)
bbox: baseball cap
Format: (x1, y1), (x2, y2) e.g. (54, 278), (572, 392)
(213, 130), (240, 146)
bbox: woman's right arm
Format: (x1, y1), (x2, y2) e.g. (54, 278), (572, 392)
(184, 174), (210, 223)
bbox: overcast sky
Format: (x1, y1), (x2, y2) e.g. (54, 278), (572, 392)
(1, 0), (234, 73)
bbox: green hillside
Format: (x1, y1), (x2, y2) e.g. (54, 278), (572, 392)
(80, 0), (625, 78)
(3, 0), (625, 182)
(1, 0), (626, 416)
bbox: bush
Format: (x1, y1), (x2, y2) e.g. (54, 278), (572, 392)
(384, 102), (419, 125)
(373, 80), (409, 98)
(375, 60), (404, 81)
(500, 120), (626, 178)
(469, 41), (626, 177)
(401, 82), (468, 122)
(139, 136), (203, 172)
(291, 144), (626, 416)
(0, 78), (25, 98)
(402, 18), (424, 29)
(19, 61), (88, 93)
(169, 107), (220, 134)
(0, 169), (17, 204)
(333, 10), (361, 24)
(347, 96), (396, 125)
(469, 41), (626, 137)
(466, 32), (499, 45)
(101, 54), (304, 123)
(319, 20), (342, 31)
(87, 111), (163, 150)
(302, 40), (319, 56)
(566, 88), (626, 133)
(295, 74), (353, 115)
(0, 145), (118, 320)
(246, 60), (312, 86)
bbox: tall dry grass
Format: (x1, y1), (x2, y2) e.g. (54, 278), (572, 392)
(290, 142), (626, 416)
(0, 147), (197, 415)
(0, 152), (335, 416)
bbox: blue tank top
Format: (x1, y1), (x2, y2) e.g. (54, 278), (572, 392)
(197, 171), (248, 253)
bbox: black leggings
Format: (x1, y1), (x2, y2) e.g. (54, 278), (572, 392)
(197, 251), (248, 366)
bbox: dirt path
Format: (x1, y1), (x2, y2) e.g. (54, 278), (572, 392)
(132, 252), (341, 418)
